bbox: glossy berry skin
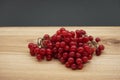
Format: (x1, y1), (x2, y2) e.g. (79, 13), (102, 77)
(34, 47), (40, 55)
(69, 52), (75, 58)
(36, 54), (42, 61)
(55, 42), (60, 48)
(30, 49), (35, 56)
(40, 48), (46, 55)
(68, 57), (74, 64)
(95, 37), (101, 42)
(46, 55), (52, 61)
(77, 64), (83, 69)
(89, 36), (93, 41)
(64, 45), (70, 51)
(60, 57), (66, 64)
(60, 41), (66, 48)
(70, 45), (77, 52)
(96, 48), (102, 56)
(88, 55), (92, 60)
(46, 48), (52, 55)
(82, 56), (88, 63)
(75, 52), (81, 58)
(65, 62), (71, 68)
(71, 63), (77, 70)
(98, 45), (105, 50)
(76, 58), (82, 65)
(28, 43), (34, 48)
(83, 37), (89, 43)
(43, 34), (50, 40)
(77, 47), (84, 53)
(63, 52), (68, 59)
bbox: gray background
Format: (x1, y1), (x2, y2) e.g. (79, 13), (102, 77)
(0, 0), (120, 26)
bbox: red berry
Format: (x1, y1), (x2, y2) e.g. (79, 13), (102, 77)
(95, 37), (101, 42)
(60, 27), (66, 32)
(83, 37), (89, 43)
(69, 41), (77, 46)
(80, 29), (86, 35)
(43, 34), (50, 40)
(58, 48), (64, 53)
(68, 57), (74, 64)
(98, 45), (105, 50)
(46, 48), (52, 55)
(34, 47), (40, 55)
(89, 36), (93, 41)
(63, 52), (68, 59)
(70, 45), (77, 52)
(75, 52), (81, 58)
(62, 30), (68, 37)
(76, 58), (82, 65)
(69, 52), (75, 57)
(65, 62), (71, 68)
(82, 56), (88, 63)
(30, 49), (35, 56)
(84, 45), (91, 53)
(71, 63), (77, 70)
(56, 35), (61, 41)
(40, 48), (46, 55)
(28, 43), (34, 48)
(55, 42), (60, 48)
(60, 41), (66, 48)
(70, 31), (75, 37)
(60, 57), (66, 64)
(64, 45), (70, 51)
(77, 64), (83, 69)
(88, 55), (92, 60)
(77, 47), (84, 53)
(78, 43), (83, 47)
(96, 48), (102, 56)
(46, 55), (52, 61)
(36, 54), (42, 61)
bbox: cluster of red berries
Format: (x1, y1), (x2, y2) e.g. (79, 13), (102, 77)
(28, 28), (105, 70)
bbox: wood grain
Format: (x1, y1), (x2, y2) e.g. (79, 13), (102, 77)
(0, 27), (120, 80)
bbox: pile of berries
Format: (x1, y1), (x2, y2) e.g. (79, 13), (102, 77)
(28, 28), (105, 70)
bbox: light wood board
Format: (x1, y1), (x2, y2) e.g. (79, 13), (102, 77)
(0, 27), (120, 80)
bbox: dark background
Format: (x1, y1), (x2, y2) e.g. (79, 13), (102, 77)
(0, 0), (120, 26)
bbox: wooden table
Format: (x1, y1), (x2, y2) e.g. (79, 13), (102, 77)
(0, 27), (120, 80)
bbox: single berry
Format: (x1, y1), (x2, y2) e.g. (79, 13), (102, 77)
(46, 55), (52, 61)
(68, 57), (74, 64)
(89, 36), (93, 41)
(98, 45), (105, 50)
(77, 64), (83, 69)
(65, 61), (71, 68)
(71, 63), (77, 70)
(75, 52), (81, 58)
(63, 52), (69, 59)
(70, 45), (77, 52)
(76, 58), (82, 65)
(36, 54), (42, 61)
(46, 48), (52, 55)
(43, 34), (50, 40)
(82, 56), (88, 63)
(69, 52), (75, 58)
(96, 48), (102, 56)
(77, 47), (84, 53)
(95, 37), (101, 42)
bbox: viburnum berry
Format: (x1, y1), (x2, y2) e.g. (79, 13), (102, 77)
(82, 56), (88, 63)
(65, 61), (71, 68)
(95, 37), (101, 42)
(76, 58), (82, 65)
(71, 63), (77, 70)
(28, 27), (105, 70)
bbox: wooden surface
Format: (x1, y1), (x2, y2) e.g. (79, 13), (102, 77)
(0, 27), (120, 80)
